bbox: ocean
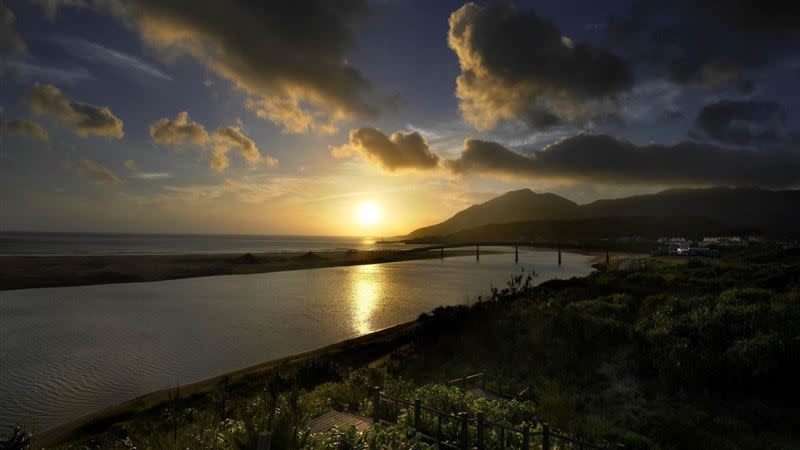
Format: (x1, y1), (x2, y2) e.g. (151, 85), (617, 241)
(0, 232), (405, 256)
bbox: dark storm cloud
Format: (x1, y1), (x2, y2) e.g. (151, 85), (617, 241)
(332, 128), (440, 171)
(448, 1), (633, 131)
(447, 134), (800, 187)
(40, 0), (376, 134)
(25, 83), (124, 138)
(609, 1), (800, 88)
(0, 0), (26, 53)
(693, 100), (788, 146)
(1, 118), (49, 141)
(693, 1), (800, 35)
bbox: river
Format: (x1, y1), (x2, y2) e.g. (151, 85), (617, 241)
(0, 249), (593, 431)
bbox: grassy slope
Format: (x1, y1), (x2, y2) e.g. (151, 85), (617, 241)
(390, 246), (800, 449)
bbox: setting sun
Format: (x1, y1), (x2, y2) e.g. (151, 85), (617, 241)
(356, 202), (381, 226)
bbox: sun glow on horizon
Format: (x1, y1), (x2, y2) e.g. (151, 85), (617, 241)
(356, 202), (381, 226)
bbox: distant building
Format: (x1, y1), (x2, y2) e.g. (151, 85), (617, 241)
(677, 246), (715, 256)
(702, 236), (747, 247)
(660, 237), (693, 247)
(658, 237), (694, 255)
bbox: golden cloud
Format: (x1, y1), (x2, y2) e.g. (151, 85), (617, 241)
(149, 111), (210, 146)
(25, 83), (124, 138)
(2, 118), (48, 141)
(73, 159), (122, 183)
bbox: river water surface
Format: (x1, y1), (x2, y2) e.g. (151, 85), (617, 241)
(0, 249), (593, 431)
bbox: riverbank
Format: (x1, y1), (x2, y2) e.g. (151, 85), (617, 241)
(27, 249), (615, 447)
(0, 248), (484, 291)
(34, 321), (419, 447)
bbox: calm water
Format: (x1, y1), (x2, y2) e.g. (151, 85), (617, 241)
(0, 232), (407, 255)
(0, 250), (593, 431)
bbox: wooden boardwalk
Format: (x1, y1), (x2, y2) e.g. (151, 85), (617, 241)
(307, 410), (374, 434)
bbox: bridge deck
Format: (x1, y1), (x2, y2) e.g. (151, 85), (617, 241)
(402, 241), (545, 253)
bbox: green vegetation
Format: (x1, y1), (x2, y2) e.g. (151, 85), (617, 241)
(15, 245), (800, 449)
(391, 246), (800, 449)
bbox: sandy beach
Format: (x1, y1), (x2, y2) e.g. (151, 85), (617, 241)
(0, 249), (485, 291)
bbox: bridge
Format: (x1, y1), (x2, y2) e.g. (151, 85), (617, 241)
(400, 241), (566, 264)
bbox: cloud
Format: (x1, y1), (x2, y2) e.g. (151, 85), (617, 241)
(693, 100), (788, 146)
(25, 83), (124, 138)
(122, 158), (171, 179)
(131, 171), (171, 180)
(446, 134), (800, 187)
(148, 112), (276, 172)
(608, 1), (800, 88)
(0, 1), (26, 53)
(331, 127), (440, 171)
(0, 60), (93, 85)
(53, 35), (172, 80)
(73, 159), (121, 183)
(2, 119), (48, 141)
(619, 79), (683, 122)
(47, 0), (377, 133)
(210, 126), (276, 172)
(448, 1), (633, 131)
(149, 111), (210, 145)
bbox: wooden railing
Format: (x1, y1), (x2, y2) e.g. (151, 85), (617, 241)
(447, 372), (487, 391)
(371, 387), (618, 450)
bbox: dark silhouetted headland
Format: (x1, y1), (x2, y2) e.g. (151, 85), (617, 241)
(408, 187), (800, 240)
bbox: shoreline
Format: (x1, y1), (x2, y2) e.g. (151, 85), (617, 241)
(0, 248), (486, 291)
(28, 249), (642, 447)
(0, 246), (641, 292)
(34, 321), (419, 447)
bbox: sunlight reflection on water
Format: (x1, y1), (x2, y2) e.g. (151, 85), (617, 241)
(350, 264), (382, 335)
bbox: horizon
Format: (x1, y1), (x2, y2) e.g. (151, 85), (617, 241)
(2, 184), (790, 236)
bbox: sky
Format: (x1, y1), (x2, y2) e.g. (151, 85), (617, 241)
(1, 0), (799, 236)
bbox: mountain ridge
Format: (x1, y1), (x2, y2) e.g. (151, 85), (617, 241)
(407, 187), (800, 239)
(408, 188), (579, 239)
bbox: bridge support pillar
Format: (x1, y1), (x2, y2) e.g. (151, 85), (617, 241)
(440, 247), (444, 260)
(515, 245), (519, 263)
(476, 245), (480, 261)
(558, 246), (562, 266)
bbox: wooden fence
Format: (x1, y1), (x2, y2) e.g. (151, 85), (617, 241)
(371, 387), (618, 450)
